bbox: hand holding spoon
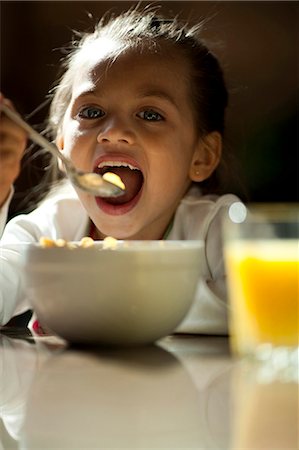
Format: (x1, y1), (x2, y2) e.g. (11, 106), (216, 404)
(0, 103), (125, 197)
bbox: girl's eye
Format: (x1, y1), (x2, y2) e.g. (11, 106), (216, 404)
(138, 109), (163, 121)
(77, 106), (104, 119)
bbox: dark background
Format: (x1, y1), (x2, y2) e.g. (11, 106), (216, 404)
(1, 0), (298, 216)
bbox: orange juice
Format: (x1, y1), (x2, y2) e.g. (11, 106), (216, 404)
(225, 239), (299, 355)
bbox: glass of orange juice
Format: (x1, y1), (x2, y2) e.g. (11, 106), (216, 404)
(223, 202), (298, 371)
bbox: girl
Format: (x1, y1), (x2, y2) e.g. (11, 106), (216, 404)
(0, 7), (240, 332)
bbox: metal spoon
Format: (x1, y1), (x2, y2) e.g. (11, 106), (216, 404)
(0, 103), (125, 197)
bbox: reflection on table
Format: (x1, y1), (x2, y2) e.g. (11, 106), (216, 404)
(0, 328), (297, 449)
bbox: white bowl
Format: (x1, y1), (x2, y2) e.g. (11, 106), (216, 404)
(23, 240), (203, 346)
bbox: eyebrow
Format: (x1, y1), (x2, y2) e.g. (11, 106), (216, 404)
(73, 88), (99, 99)
(136, 88), (179, 109)
(73, 87), (179, 110)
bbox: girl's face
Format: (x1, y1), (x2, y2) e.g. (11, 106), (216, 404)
(58, 45), (206, 239)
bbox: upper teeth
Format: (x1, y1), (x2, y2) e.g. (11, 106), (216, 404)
(97, 161), (139, 170)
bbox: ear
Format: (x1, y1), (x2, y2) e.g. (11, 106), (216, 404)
(55, 134), (64, 151)
(55, 135), (65, 172)
(189, 131), (222, 182)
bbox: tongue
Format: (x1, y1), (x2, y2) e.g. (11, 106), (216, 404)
(104, 167), (143, 204)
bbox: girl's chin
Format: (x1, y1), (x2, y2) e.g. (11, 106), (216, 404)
(93, 227), (142, 241)
(90, 214), (143, 240)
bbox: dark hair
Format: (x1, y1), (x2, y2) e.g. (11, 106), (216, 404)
(50, 7), (227, 135)
(48, 6), (230, 194)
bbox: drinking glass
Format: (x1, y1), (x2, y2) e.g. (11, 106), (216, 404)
(223, 202), (298, 377)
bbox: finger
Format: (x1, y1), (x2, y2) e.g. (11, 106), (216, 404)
(0, 92), (16, 110)
(0, 122), (27, 152)
(0, 133), (27, 156)
(0, 110), (28, 153)
(0, 116), (28, 140)
(0, 151), (22, 184)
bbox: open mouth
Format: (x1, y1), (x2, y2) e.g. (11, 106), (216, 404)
(95, 161), (144, 206)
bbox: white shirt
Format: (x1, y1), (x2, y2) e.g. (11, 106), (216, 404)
(0, 182), (240, 333)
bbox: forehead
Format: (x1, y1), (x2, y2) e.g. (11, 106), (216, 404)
(71, 40), (192, 100)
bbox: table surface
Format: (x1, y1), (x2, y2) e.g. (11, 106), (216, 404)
(0, 328), (297, 450)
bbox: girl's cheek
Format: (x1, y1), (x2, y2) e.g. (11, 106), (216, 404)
(63, 124), (84, 149)
(65, 131), (96, 168)
(61, 134), (80, 163)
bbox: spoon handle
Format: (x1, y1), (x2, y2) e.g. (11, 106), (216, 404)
(0, 103), (125, 198)
(0, 103), (72, 168)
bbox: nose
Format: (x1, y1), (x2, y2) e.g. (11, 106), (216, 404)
(97, 116), (135, 145)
